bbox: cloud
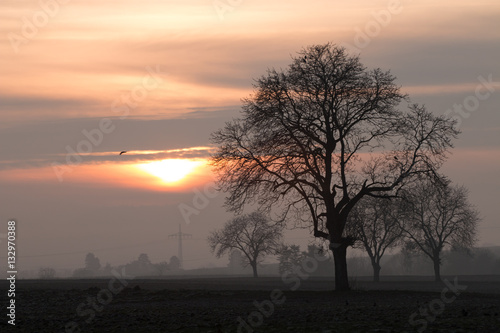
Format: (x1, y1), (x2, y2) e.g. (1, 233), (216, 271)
(0, 109), (235, 170)
(0, 95), (97, 117)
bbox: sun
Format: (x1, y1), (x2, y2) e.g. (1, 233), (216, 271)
(137, 159), (203, 184)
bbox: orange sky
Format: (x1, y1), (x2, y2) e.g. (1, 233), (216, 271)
(1, 0), (499, 273)
(2, 0), (499, 121)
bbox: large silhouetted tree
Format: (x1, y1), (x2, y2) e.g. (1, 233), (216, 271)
(208, 212), (283, 277)
(346, 196), (403, 282)
(211, 43), (458, 290)
(399, 177), (479, 281)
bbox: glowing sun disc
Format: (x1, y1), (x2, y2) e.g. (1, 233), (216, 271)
(137, 159), (202, 183)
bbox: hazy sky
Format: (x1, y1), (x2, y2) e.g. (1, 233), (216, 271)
(1, 0), (499, 273)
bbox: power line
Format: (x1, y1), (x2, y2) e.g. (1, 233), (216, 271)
(168, 224), (192, 268)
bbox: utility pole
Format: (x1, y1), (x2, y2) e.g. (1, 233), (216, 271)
(168, 224), (192, 269)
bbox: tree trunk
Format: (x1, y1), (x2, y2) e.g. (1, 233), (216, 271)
(331, 243), (349, 291)
(372, 261), (381, 282)
(251, 262), (258, 278)
(433, 256), (441, 282)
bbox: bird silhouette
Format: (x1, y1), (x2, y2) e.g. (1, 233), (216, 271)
(119, 151), (127, 155)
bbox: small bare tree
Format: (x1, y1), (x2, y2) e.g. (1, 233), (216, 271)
(208, 212), (283, 277)
(85, 252), (101, 272)
(169, 256), (181, 271)
(346, 196), (403, 282)
(154, 261), (169, 276)
(277, 244), (304, 275)
(399, 177), (480, 281)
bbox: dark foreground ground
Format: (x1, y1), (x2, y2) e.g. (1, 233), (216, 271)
(1, 276), (499, 332)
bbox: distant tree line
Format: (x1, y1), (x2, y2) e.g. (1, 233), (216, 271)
(72, 252), (182, 278)
(277, 244), (333, 277)
(346, 247), (500, 277)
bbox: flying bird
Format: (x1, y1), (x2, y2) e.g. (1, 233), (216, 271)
(119, 151), (128, 155)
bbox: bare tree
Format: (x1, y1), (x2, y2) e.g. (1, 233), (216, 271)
(277, 244), (304, 275)
(154, 261), (169, 276)
(138, 253), (152, 270)
(399, 177), (479, 281)
(169, 256), (181, 271)
(85, 252), (101, 272)
(211, 43), (458, 290)
(346, 196), (403, 282)
(208, 212), (283, 278)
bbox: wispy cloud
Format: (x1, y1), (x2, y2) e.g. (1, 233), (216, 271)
(0, 111), (231, 170)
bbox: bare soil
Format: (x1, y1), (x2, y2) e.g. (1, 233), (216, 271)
(1, 276), (500, 332)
